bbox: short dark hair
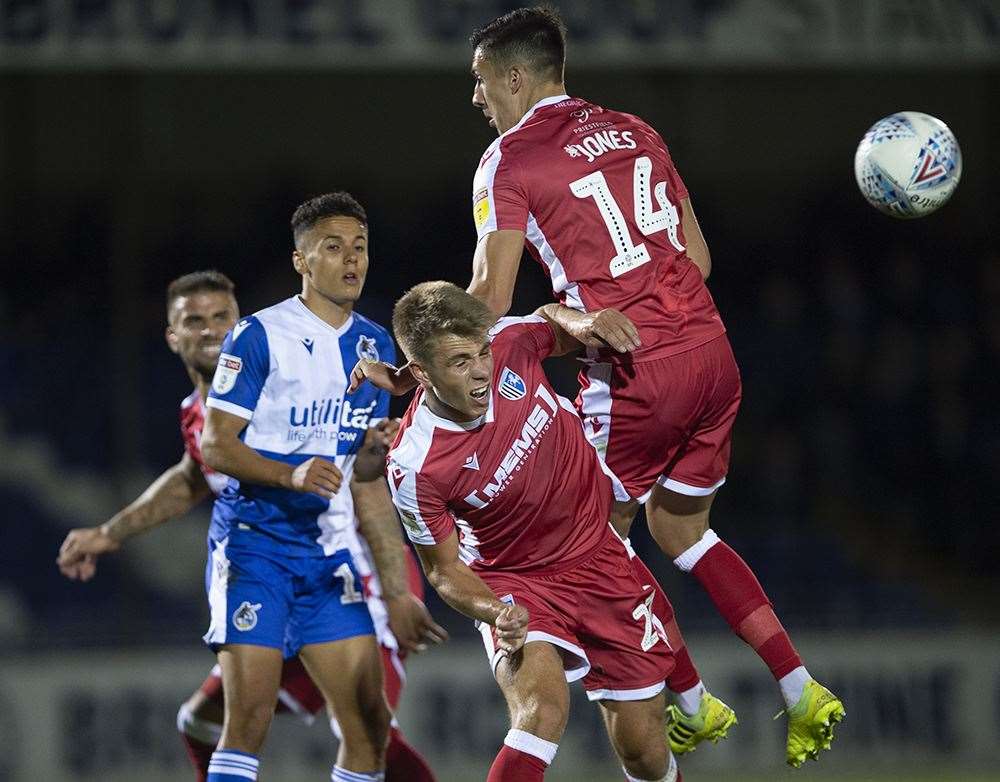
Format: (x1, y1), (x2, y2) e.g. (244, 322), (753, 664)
(291, 191), (368, 247)
(166, 270), (235, 316)
(393, 281), (497, 365)
(470, 6), (566, 81)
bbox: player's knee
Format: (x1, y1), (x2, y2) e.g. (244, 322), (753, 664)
(648, 513), (710, 558)
(224, 699), (275, 745)
(512, 697), (568, 739)
(619, 742), (668, 781)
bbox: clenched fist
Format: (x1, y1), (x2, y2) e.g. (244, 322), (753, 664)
(289, 457), (343, 498)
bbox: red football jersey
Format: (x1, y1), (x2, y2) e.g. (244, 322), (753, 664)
(387, 317), (613, 573)
(472, 95), (726, 364)
(180, 389), (231, 496)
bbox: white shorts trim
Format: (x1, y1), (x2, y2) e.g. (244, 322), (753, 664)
(656, 475), (726, 497)
(387, 646), (407, 685)
(203, 537), (230, 647)
(585, 680), (666, 702)
(578, 364), (630, 503)
(479, 624), (591, 683)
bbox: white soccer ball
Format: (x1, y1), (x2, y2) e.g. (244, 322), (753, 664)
(854, 111), (962, 218)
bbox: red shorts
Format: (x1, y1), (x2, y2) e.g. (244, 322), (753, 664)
(477, 530), (675, 701)
(577, 334), (742, 501)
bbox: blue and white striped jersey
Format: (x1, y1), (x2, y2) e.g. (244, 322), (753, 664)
(206, 295), (393, 558)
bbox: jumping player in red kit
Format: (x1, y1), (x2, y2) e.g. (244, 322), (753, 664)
(57, 269), (440, 782)
(463, 7), (845, 767)
(379, 281), (684, 782)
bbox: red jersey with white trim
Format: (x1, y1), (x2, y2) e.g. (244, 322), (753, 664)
(180, 390), (231, 496)
(387, 317), (612, 573)
(472, 95), (726, 364)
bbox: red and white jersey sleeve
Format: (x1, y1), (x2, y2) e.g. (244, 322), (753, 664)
(471, 96), (725, 364)
(387, 317), (613, 574)
(179, 390), (231, 496)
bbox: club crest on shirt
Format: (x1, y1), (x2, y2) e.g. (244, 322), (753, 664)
(211, 353), (243, 394)
(356, 335), (379, 362)
(232, 601), (262, 632)
(498, 367), (526, 400)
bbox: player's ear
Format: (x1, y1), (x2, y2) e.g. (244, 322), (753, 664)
(292, 249), (309, 276)
(509, 66), (521, 94)
(165, 325), (180, 354)
(409, 361), (431, 387)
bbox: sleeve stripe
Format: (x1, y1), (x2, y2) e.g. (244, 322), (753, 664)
(205, 398), (253, 420)
(387, 462), (437, 546)
(489, 315), (547, 335)
(475, 143), (503, 238)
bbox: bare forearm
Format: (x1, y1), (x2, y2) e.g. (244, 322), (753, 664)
(535, 304), (586, 355)
(426, 562), (507, 626)
(101, 463), (209, 544)
(352, 478), (409, 598)
(467, 277), (512, 317)
(202, 437), (293, 489)
(537, 303), (584, 333)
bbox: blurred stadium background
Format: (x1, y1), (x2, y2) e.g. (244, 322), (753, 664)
(1, 1), (998, 780)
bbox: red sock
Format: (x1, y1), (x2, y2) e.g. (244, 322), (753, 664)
(487, 745), (547, 781)
(386, 726), (436, 782)
(691, 541), (802, 679)
(661, 615), (701, 693)
(179, 732), (214, 782)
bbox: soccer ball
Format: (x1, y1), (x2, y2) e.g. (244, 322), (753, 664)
(854, 111), (962, 218)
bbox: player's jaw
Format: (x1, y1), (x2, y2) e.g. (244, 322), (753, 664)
(187, 340), (224, 379)
(315, 263), (367, 305)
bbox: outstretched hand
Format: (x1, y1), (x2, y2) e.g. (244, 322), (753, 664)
(385, 593), (450, 654)
(349, 360), (417, 396)
(57, 527), (120, 581)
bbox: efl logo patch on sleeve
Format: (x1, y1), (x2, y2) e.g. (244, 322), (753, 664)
(473, 188), (490, 229)
(212, 353), (243, 394)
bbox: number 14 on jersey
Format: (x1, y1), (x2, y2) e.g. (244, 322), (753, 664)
(570, 156), (685, 279)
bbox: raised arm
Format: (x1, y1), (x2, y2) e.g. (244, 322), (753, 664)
(467, 229), (527, 317)
(201, 406), (342, 497)
(57, 451), (211, 581)
(414, 528), (528, 656)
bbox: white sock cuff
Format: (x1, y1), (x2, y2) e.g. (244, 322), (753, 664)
(209, 750), (259, 779)
(672, 528), (721, 572)
(623, 752), (678, 782)
(504, 728), (559, 765)
(331, 767), (384, 782)
(176, 703), (223, 745)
